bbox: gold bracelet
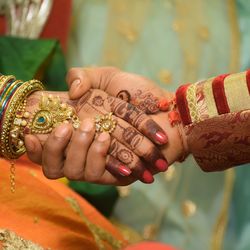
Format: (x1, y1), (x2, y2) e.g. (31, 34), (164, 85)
(0, 75), (16, 90)
(0, 79), (44, 159)
(0, 80), (22, 111)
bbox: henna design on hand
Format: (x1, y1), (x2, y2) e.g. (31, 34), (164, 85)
(111, 101), (145, 128)
(109, 139), (134, 165)
(116, 90), (131, 102)
(76, 91), (92, 112)
(92, 95), (104, 106)
(116, 89), (160, 114)
(117, 149), (134, 165)
(132, 89), (159, 114)
(122, 127), (144, 150)
(83, 90), (168, 145)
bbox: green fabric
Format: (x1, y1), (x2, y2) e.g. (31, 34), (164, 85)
(0, 36), (67, 91)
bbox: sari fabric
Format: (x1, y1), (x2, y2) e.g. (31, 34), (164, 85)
(0, 156), (126, 250)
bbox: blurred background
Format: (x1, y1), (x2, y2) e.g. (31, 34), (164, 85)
(1, 1), (250, 249)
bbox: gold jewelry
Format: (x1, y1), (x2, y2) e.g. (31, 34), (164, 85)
(95, 112), (117, 134)
(0, 79), (44, 159)
(10, 99), (29, 151)
(27, 94), (80, 134)
(10, 160), (15, 193)
(0, 78), (44, 193)
(0, 75), (15, 89)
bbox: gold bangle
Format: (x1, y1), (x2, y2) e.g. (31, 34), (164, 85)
(0, 80), (22, 110)
(0, 79), (44, 159)
(0, 75), (16, 89)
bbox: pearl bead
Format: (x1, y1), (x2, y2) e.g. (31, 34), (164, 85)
(23, 112), (30, 118)
(60, 103), (67, 110)
(21, 120), (27, 126)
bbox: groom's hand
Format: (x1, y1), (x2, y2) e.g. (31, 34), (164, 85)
(67, 67), (174, 114)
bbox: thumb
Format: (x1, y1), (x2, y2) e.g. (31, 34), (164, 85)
(66, 67), (120, 99)
(66, 67), (91, 99)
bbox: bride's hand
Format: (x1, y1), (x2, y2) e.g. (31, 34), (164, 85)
(24, 89), (169, 185)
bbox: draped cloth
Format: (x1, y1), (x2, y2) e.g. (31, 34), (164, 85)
(0, 156), (126, 250)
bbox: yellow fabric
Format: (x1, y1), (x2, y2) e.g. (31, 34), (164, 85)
(224, 71), (250, 112)
(186, 83), (199, 123)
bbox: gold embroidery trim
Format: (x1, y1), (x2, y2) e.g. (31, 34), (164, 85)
(0, 229), (48, 250)
(203, 77), (218, 118)
(65, 197), (124, 250)
(186, 83), (200, 123)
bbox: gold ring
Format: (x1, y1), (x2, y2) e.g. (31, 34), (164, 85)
(95, 112), (117, 134)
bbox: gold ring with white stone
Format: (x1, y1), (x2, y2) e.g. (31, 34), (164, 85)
(95, 112), (117, 134)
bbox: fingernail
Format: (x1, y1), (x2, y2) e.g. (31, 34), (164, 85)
(97, 132), (110, 142)
(25, 137), (35, 152)
(55, 124), (70, 138)
(118, 165), (132, 176)
(80, 119), (94, 132)
(155, 131), (168, 144)
(155, 159), (169, 171)
(71, 78), (81, 88)
(142, 170), (154, 183)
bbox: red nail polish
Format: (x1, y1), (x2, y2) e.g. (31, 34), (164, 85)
(155, 131), (168, 144)
(155, 159), (169, 171)
(142, 170), (154, 183)
(118, 165), (132, 176)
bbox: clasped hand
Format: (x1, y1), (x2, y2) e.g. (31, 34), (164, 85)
(24, 67), (188, 186)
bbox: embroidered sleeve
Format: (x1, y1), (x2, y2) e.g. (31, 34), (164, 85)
(176, 70), (250, 171)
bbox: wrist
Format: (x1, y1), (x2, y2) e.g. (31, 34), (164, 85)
(155, 92), (189, 165)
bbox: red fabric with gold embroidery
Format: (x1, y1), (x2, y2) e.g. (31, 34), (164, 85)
(176, 70), (250, 171)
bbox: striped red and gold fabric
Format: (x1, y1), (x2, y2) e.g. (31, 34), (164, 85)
(176, 70), (250, 172)
(176, 70), (250, 126)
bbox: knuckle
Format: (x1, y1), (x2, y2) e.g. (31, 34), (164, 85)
(43, 169), (61, 180)
(92, 143), (108, 157)
(84, 171), (100, 182)
(64, 168), (84, 180)
(138, 143), (154, 159)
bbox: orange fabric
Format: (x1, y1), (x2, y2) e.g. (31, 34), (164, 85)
(0, 155), (126, 250)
